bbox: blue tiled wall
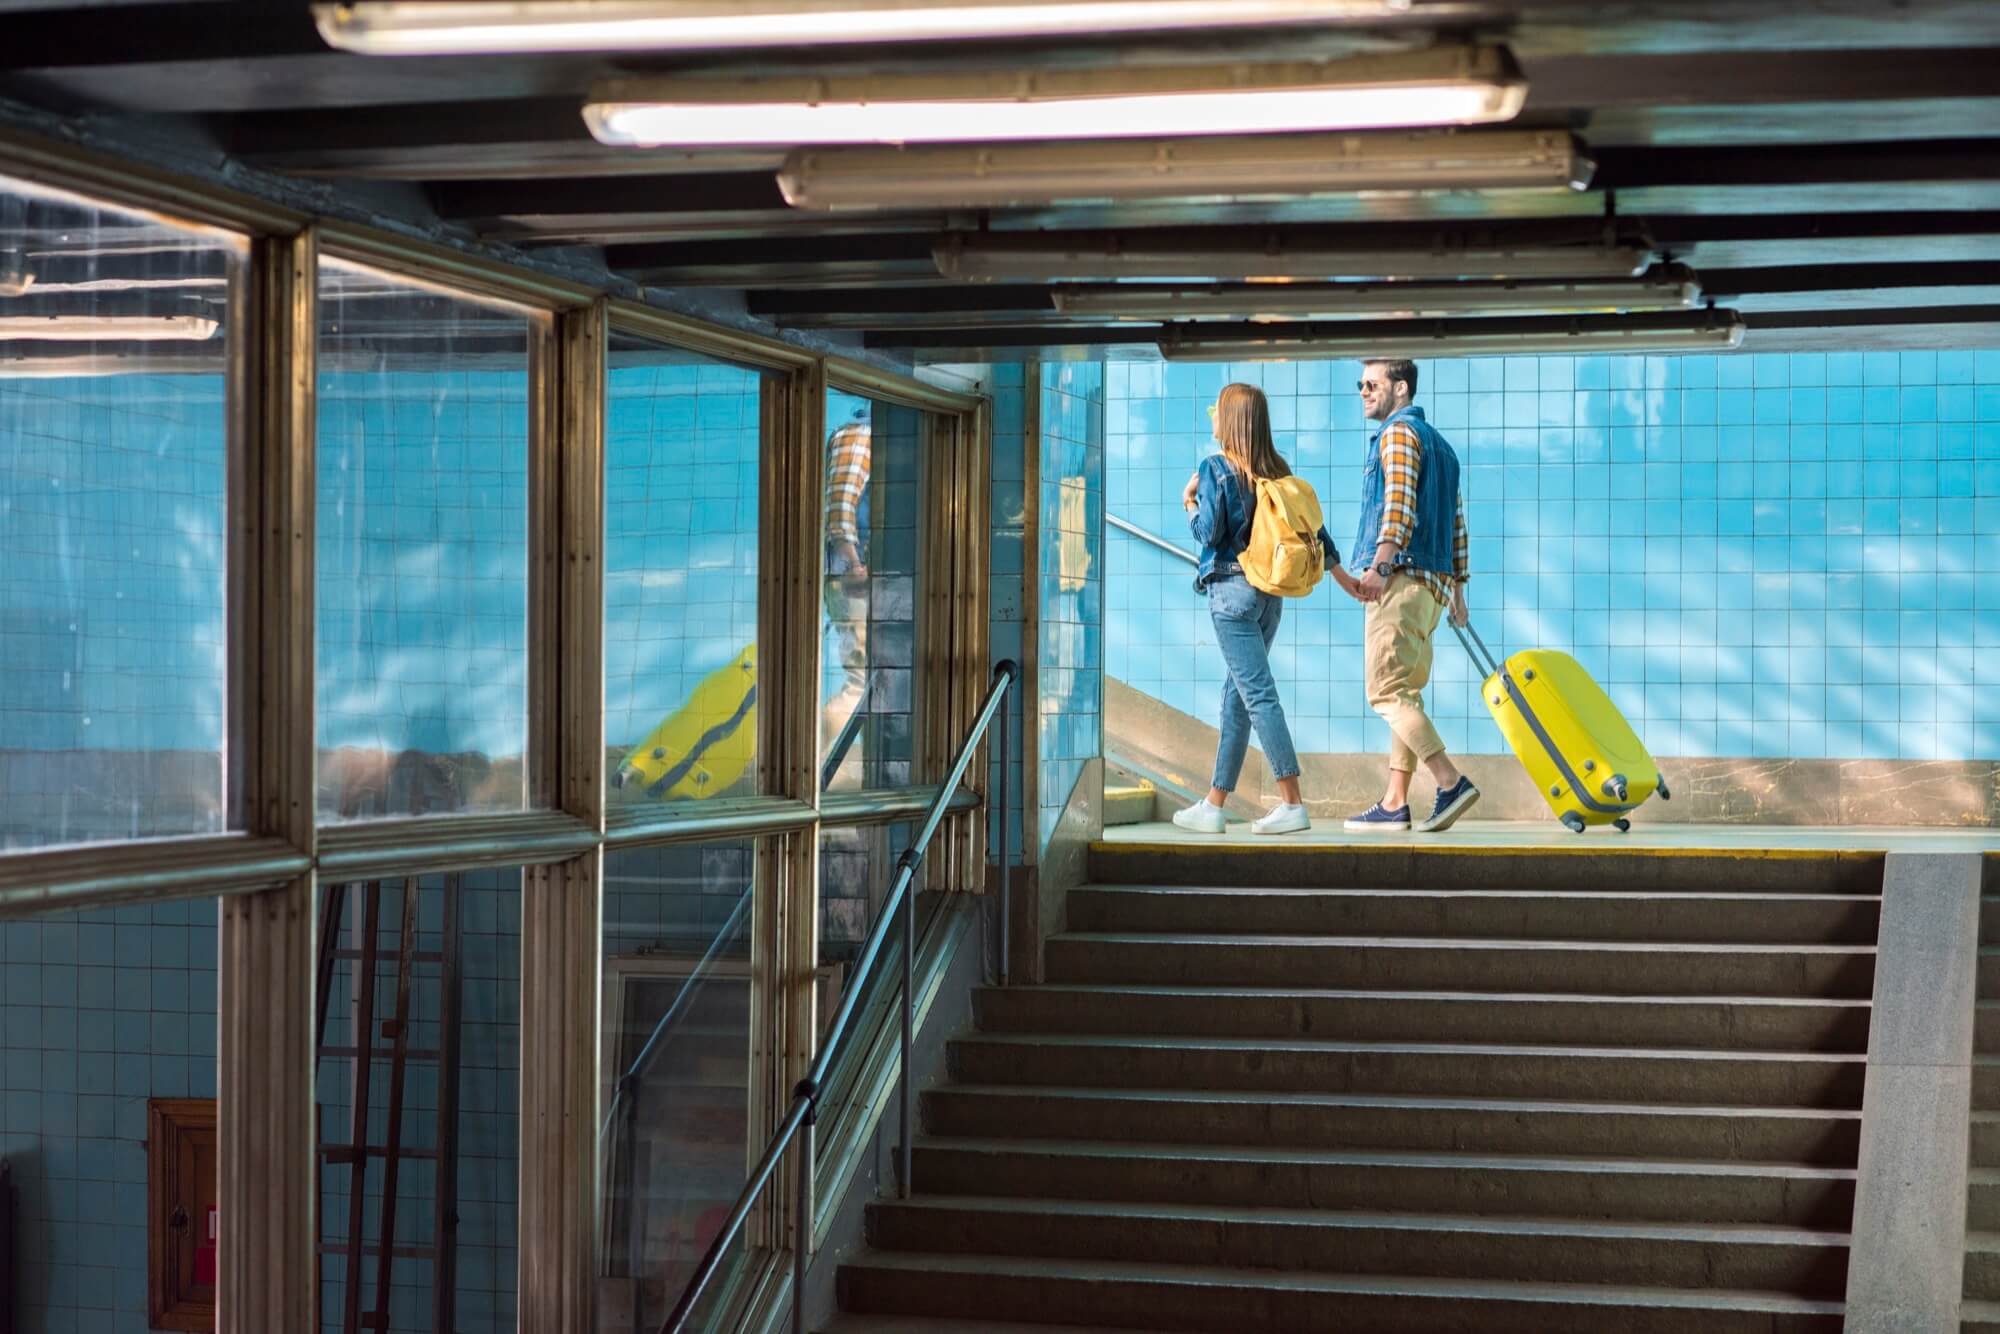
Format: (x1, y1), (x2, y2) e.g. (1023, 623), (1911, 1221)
(1108, 351), (2000, 762)
(317, 370), (532, 765)
(0, 373), (228, 848)
(605, 364), (761, 760)
(0, 899), (219, 1334)
(1037, 363), (1106, 851)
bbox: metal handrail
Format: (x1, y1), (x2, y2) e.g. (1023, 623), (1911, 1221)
(1109, 512), (1199, 567)
(660, 659), (1020, 1334)
(819, 679), (872, 789)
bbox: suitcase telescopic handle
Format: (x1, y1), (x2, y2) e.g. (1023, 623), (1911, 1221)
(1451, 620), (1502, 680)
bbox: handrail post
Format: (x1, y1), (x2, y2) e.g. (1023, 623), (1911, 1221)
(792, 1077), (816, 1334)
(998, 668), (1012, 987)
(895, 847), (922, 1200)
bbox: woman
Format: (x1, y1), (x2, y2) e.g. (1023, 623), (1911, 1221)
(1173, 382), (1356, 835)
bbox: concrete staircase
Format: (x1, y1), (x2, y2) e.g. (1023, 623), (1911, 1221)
(828, 844), (1882, 1333)
(1963, 888), (2000, 1332)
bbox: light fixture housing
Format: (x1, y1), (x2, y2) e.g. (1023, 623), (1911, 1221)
(934, 224), (1655, 283)
(0, 314), (220, 342)
(316, 0), (1431, 56)
(1156, 309), (1747, 361)
(1053, 265), (1700, 322)
(585, 45), (1528, 148)
(778, 127), (1586, 211)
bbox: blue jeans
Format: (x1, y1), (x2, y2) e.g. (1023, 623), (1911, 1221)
(1206, 574), (1301, 790)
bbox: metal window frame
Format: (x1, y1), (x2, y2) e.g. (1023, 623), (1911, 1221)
(0, 126), (996, 1334)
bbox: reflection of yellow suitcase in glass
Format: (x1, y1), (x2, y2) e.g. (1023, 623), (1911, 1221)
(613, 643), (758, 801)
(1454, 623), (1669, 833)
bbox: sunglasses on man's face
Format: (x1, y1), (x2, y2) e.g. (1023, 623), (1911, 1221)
(1357, 380), (1387, 393)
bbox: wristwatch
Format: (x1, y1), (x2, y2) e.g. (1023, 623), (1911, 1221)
(1371, 561), (1393, 579)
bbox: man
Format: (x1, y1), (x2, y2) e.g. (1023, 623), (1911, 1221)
(823, 403), (872, 734)
(1345, 359), (1481, 834)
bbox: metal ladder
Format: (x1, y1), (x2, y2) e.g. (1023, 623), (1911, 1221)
(315, 875), (465, 1333)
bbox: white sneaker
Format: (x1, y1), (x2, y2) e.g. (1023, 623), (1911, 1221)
(1171, 799), (1227, 834)
(1251, 802), (1310, 835)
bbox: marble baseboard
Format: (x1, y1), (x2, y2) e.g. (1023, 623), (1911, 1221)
(1106, 678), (2000, 827)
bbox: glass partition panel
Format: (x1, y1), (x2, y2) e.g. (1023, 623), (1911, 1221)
(605, 336), (767, 806)
(315, 261), (537, 822)
(815, 820), (913, 1070)
(597, 839), (759, 1332)
(316, 868), (521, 1333)
(0, 173), (242, 850)
(0, 896), (221, 1331)
(821, 391), (924, 792)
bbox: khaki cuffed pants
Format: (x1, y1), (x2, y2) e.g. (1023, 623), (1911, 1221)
(1364, 574), (1447, 771)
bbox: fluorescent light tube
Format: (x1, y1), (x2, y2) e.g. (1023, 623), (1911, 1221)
(317, 0), (1424, 56)
(1157, 310), (1747, 361)
(0, 315), (220, 342)
(1053, 267), (1700, 322)
(586, 45), (1527, 147)
(779, 128), (1586, 210)
(936, 230), (1654, 282)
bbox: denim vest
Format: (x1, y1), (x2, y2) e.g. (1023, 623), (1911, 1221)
(1354, 405), (1461, 576)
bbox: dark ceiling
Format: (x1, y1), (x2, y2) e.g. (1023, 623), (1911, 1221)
(4, 0), (2000, 358)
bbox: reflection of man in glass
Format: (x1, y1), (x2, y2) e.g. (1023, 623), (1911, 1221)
(823, 403), (872, 725)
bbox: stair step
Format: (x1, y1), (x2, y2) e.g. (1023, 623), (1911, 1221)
(838, 1250), (1847, 1333)
(974, 985), (1871, 1051)
(1975, 1113), (2000, 1168)
(1102, 786), (1156, 827)
(1967, 1231), (2000, 1302)
(922, 1085), (1863, 1164)
(1979, 1057), (2000, 1109)
(1968, 1296), (2000, 1334)
(867, 1196), (1850, 1295)
(1085, 842), (1885, 898)
(948, 1033), (1867, 1109)
(910, 1138), (1857, 1226)
(1973, 1170), (2000, 1231)
(1066, 886), (1880, 944)
(1045, 934), (1875, 997)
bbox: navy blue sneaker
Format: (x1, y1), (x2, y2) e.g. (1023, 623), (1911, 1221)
(1417, 775), (1481, 833)
(1343, 802), (1411, 833)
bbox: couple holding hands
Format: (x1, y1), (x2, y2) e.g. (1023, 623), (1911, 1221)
(1172, 363), (1482, 837)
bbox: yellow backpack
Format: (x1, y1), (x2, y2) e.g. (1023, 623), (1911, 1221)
(1240, 474), (1326, 597)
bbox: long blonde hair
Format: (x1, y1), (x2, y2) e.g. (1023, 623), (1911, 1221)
(1214, 382), (1292, 486)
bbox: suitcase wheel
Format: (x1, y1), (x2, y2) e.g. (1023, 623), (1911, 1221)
(1560, 811), (1587, 834)
(1613, 818), (1632, 833)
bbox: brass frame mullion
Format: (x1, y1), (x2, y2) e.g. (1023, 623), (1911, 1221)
(750, 359), (825, 1256)
(607, 297), (818, 374)
(1019, 363), (1044, 869)
(317, 220), (598, 312)
(0, 127), (307, 236)
(825, 358), (981, 416)
(518, 300), (608, 1333)
(218, 226), (318, 1334)
(0, 835), (309, 916)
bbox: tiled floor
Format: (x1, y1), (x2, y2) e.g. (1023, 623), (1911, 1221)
(1103, 819), (2000, 854)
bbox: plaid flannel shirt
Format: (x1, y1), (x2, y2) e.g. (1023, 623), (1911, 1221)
(823, 420), (871, 554)
(1377, 418), (1470, 608)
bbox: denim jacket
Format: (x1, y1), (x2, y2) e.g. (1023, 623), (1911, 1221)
(1354, 405), (1460, 577)
(1189, 453), (1338, 590)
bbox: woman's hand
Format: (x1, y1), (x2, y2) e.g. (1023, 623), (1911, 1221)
(1331, 565), (1365, 602)
(1182, 471), (1201, 507)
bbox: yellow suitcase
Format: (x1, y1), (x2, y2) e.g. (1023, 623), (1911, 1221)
(612, 643), (759, 801)
(1454, 623), (1668, 832)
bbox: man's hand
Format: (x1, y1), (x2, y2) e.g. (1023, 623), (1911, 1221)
(1449, 587), (1469, 628)
(1354, 566), (1386, 603)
